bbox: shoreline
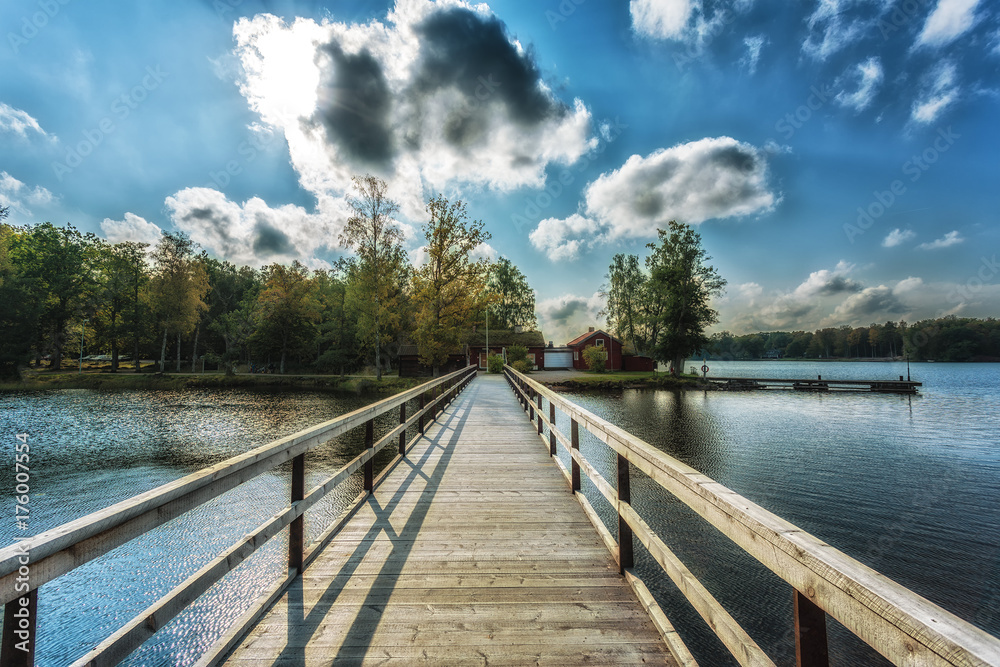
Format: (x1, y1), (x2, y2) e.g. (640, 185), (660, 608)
(0, 369), (422, 394)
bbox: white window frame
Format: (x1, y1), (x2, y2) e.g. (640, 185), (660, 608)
(595, 339), (604, 348)
(573, 350), (579, 360)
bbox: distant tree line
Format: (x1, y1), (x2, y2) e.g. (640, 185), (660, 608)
(0, 178), (537, 380)
(708, 318), (1000, 362)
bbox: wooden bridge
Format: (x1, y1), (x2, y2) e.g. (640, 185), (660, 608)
(1, 366), (998, 666)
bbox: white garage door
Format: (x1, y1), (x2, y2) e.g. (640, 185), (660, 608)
(544, 351), (573, 369)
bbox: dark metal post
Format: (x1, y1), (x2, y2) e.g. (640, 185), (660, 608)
(289, 453), (305, 573)
(418, 393), (425, 434)
(794, 590), (830, 667)
(529, 388), (535, 422)
(536, 394), (543, 435)
(398, 402), (407, 456)
(1, 589), (36, 667)
(548, 402), (556, 456)
(363, 418), (374, 491)
(571, 419), (580, 492)
(617, 453), (634, 574)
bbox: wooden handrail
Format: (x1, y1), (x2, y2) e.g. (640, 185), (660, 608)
(0, 365), (478, 667)
(503, 365), (1000, 667)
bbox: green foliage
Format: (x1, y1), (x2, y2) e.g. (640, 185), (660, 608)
(413, 195), (490, 375)
(487, 354), (504, 374)
(512, 359), (532, 374)
(506, 345), (528, 364)
(340, 174), (404, 380)
(583, 345), (607, 373)
(646, 222), (726, 374)
(486, 257), (536, 330)
(251, 261), (320, 374)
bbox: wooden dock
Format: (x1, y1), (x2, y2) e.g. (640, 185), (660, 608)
(221, 374), (678, 665)
(706, 376), (922, 393)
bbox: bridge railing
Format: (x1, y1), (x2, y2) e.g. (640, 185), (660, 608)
(504, 365), (1000, 667)
(0, 365), (478, 667)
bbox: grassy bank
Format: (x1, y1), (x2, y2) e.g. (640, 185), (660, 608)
(0, 368), (423, 394)
(541, 371), (708, 391)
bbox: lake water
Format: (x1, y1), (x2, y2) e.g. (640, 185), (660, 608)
(0, 388), (410, 666)
(1, 362), (998, 665)
(555, 360), (1000, 665)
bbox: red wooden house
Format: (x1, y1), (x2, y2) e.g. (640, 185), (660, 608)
(566, 328), (656, 371)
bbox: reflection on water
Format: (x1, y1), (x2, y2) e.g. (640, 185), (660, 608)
(561, 361), (1000, 665)
(0, 388), (412, 666)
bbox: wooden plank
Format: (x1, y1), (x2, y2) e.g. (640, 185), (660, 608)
(506, 366), (1000, 667)
(0, 366), (477, 603)
(220, 374), (676, 666)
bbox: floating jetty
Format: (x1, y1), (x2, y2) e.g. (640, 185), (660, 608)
(707, 376), (921, 393)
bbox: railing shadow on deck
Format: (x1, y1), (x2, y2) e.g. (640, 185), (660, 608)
(503, 365), (1000, 667)
(275, 383), (476, 665)
(0, 365), (478, 667)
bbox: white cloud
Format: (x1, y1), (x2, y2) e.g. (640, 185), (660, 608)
(585, 137), (777, 236)
(827, 284), (908, 324)
(0, 172), (55, 218)
(536, 292), (606, 347)
(529, 214), (601, 261)
(882, 228), (916, 247)
(233, 2), (594, 220)
(917, 230), (963, 249)
(791, 260), (862, 299)
(802, 0), (879, 61)
(165, 187), (348, 268)
(836, 57), (883, 111)
(630, 0), (695, 40)
(910, 61), (959, 124)
(916, 0), (982, 48)
(0, 103), (47, 138)
(471, 242), (498, 262)
(100, 213), (164, 245)
(528, 137), (777, 261)
(740, 35), (766, 74)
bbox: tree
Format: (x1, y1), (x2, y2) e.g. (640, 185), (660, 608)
(412, 195), (491, 376)
(315, 261), (358, 376)
(12, 223), (98, 370)
(645, 222), (726, 374)
(95, 241), (149, 372)
(486, 258), (536, 330)
(582, 345), (607, 373)
(204, 259), (261, 372)
(151, 233), (209, 372)
(252, 261), (320, 374)
(340, 174), (403, 380)
(0, 214), (38, 379)
(602, 253), (648, 353)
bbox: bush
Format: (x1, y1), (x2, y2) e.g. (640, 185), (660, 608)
(582, 345), (607, 373)
(512, 359), (531, 374)
(507, 345), (528, 364)
(487, 354), (505, 374)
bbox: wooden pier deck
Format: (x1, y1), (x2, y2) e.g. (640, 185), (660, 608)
(222, 374), (677, 666)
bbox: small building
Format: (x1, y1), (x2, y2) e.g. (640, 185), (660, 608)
(467, 328), (547, 370)
(398, 345), (468, 377)
(566, 328), (656, 372)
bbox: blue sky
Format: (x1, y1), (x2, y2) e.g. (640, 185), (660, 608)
(2, 0), (998, 344)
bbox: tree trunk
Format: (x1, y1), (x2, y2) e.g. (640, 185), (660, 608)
(159, 328), (167, 372)
(134, 329), (142, 373)
(110, 311), (119, 373)
(176, 333), (182, 372)
(191, 323), (200, 372)
(375, 306), (382, 381)
(672, 354), (684, 376)
(280, 331), (287, 374)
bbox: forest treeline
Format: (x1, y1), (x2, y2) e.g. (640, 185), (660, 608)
(0, 178), (538, 380)
(708, 318), (1000, 362)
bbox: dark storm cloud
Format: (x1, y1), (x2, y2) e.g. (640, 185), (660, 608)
(253, 218), (293, 256)
(312, 43), (394, 166)
(413, 7), (564, 130)
(816, 275), (863, 295)
(835, 286), (907, 321)
(547, 299), (587, 325)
